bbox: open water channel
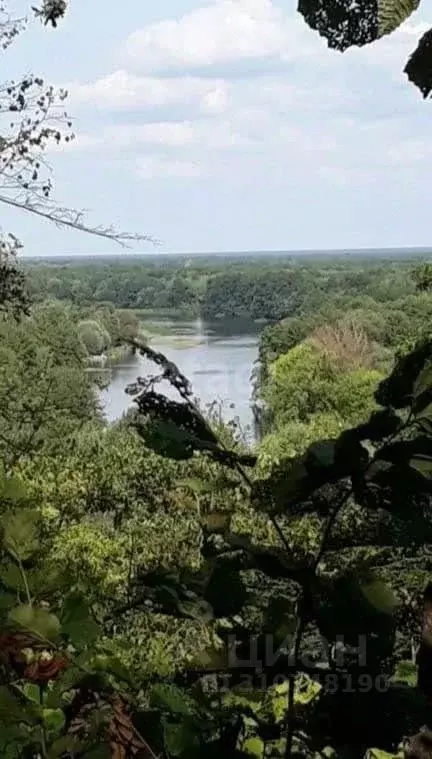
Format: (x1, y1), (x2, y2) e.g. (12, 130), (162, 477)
(99, 316), (261, 443)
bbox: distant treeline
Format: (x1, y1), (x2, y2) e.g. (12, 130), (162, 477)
(22, 254), (428, 321)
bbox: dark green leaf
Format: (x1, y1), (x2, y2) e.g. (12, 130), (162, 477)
(1, 476), (27, 503)
(81, 746), (111, 759)
(354, 409), (401, 442)
(60, 591), (100, 648)
(264, 594), (298, 647)
(409, 454), (432, 481)
(405, 27), (432, 98)
(375, 339), (432, 409)
(20, 684), (40, 704)
(9, 604), (60, 642)
(1, 509), (40, 560)
(252, 457), (310, 513)
(150, 684), (197, 716)
(92, 653), (131, 684)
(177, 597), (214, 622)
(0, 685), (40, 724)
(0, 591), (17, 611)
(136, 567), (214, 621)
(47, 735), (85, 758)
(225, 533), (305, 581)
(359, 578), (398, 616)
(163, 720), (200, 758)
(204, 563), (247, 618)
(0, 563), (27, 591)
(414, 359), (432, 398)
(298, 0), (419, 52)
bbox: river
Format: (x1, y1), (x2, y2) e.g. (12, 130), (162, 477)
(99, 316), (261, 442)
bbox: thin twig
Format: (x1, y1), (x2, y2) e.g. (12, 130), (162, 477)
(0, 194), (156, 247)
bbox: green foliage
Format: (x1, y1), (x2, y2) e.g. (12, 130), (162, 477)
(78, 319), (111, 356)
(0, 302), (100, 464)
(264, 342), (383, 428)
(3, 251), (432, 758)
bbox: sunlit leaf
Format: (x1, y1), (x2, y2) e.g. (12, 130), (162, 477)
(359, 578), (398, 616)
(390, 659), (417, 687)
(42, 708), (65, 733)
(243, 736), (265, 757)
(20, 683), (40, 704)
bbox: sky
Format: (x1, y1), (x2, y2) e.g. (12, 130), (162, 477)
(2, 0), (432, 256)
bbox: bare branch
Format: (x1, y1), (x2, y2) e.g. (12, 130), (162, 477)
(0, 194), (158, 247)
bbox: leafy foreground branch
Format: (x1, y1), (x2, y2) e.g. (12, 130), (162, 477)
(2, 331), (431, 757)
(298, 0), (432, 99)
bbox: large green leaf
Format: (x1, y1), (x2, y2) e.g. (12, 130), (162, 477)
(0, 476), (27, 503)
(359, 577), (398, 616)
(0, 685), (40, 725)
(409, 453), (432, 480)
(312, 572), (397, 659)
(60, 592), (100, 648)
(298, 0), (420, 52)
(9, 604), (60, 642)
(42, 708), (65, 734)
(0, 563), (26, 592)
(414, 359), (432, 399)
(376, 340), (432, 409)
(1, 509), (40, 561)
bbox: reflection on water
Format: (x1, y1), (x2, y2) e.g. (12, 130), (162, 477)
(99, 317), (261, 441)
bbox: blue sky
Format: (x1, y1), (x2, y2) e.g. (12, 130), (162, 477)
(3, 0), (432, 255)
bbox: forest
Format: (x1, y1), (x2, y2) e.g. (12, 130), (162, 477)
(23, 253), (429, 321)
(2, 250), (432, 759)
(2, 0), (432, 758)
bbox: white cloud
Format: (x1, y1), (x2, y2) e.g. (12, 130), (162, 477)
(136, 156), (204, 177)
(122, 0), (320, 74)
(54, 0), (432, 195)
(68, 70), (230, 112)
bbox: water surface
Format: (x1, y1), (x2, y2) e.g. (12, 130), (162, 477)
(99, 316), (260, 441)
